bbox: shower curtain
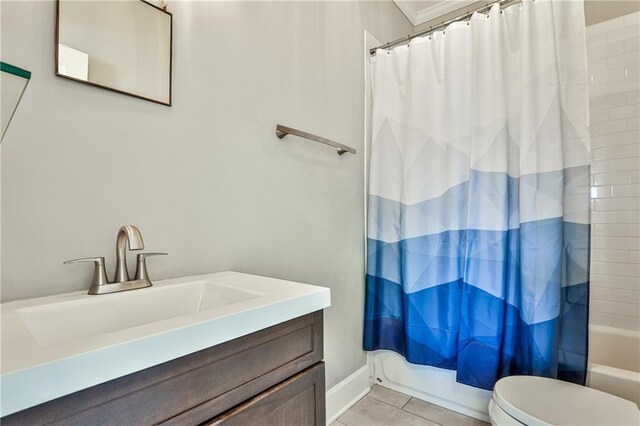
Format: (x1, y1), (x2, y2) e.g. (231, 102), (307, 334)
(364, 0), (590, 390)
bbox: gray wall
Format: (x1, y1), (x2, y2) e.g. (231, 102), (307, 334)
(0, 0), (411, 390)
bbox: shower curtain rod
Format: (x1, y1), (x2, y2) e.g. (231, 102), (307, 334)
(370, 0), (518, 55)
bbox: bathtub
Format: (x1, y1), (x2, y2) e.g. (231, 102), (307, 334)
(368, 326), (639, 422)
(587, 325), (640, 405)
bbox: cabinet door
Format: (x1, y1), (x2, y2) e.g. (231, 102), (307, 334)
(208, 363), (325, 426)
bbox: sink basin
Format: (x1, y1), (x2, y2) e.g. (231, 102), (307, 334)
(17, 281), (264, 346)
(1, 271), (331, 417)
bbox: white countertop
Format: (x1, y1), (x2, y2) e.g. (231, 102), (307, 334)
(0, 271), (331, 416)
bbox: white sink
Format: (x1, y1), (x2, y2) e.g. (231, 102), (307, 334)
(17, 281), (264, 346)
(1, 271), (331, 417)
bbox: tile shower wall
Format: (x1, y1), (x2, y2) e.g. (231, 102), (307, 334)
(587, 12), (640, 332)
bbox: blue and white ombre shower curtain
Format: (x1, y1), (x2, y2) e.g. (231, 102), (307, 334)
(364, 0), (590, 390)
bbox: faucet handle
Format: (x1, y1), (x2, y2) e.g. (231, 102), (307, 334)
(64, 257), (110, 289)
(134, 252), (167, 281)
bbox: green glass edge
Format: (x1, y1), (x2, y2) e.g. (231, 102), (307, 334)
(1, 62), (31, 80)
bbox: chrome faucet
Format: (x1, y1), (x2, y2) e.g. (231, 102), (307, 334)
(114, 225), (145, 283)
(64, 225), (167, 295)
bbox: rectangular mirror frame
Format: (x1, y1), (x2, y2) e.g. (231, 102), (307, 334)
(55, 0), (173, 106)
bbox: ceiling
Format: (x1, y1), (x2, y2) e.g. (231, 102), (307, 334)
(393, 1), (481, 26)
(394, 0), (640, 27)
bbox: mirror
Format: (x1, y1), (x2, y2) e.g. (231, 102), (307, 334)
(56, 0), (172, 106)
(1, 62), (31, 142)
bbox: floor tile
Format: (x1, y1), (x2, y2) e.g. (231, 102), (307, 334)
(338, 395), (439, 426)
(368, 384), (412, 408)
(403, 398), (488, 426)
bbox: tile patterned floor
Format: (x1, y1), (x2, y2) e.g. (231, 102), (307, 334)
(332, 385), (489, 426)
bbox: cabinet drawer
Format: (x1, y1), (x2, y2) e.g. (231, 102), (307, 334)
(208, 363), (325, 426)
(3, 311), (323, 426)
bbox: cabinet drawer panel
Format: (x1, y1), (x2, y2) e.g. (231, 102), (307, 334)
(3, 311), (323, 426)
(208, 363), (325, 426)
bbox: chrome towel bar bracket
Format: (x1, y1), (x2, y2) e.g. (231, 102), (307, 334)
(275, 124), (356, 156)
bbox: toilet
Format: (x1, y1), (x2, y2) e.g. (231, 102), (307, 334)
(489, 376), (640, 425)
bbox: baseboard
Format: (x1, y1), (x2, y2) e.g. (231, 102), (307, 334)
(325, 365), (371, 425)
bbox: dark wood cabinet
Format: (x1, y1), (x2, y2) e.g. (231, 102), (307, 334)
(208, 363), (325, 426)
(2, 311), (325, 426)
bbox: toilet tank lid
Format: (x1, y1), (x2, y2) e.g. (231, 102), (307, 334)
(493, 376), (640, 426)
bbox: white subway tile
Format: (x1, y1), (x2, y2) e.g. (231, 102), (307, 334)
(625, 198), (640, 210)
(592, 237), (612, 249)
(591, 42), (625, 62)
(591, 287), (640, 303)
(606, 78), (640, 97)
(591, 262), (615, 276)
(609, 314), (640, 331)
(624, 11), (640, 27)
(591, 92), (629, 110)
(591, 159), (612, 173)
(593, 197), (640, 211)
(591, 299), (640, 317)
(625, 37), (639, 53)
(608, 51), (640, 70)
(592, 198), (615, 211)
(589, 15), (625, 36)
(592, 144), (628, 159)
(590, 109), (610, 125)
(592, 119), (628, 137)
(591, 67), (626, 85)
(607, 24), (639, 44)
(587, 15), (640, 326)
(605, 211), (638, 223)
(591, 273), (639, 290)
(619, 262), (639, 276)
(625, 63), (640, 79)
(589, 58), (609, 73)
(591, 211), (613, 224)
(591, 185), (613, 199)
(611, 157), (640, 171)
(591, 248), (629, 262)
(592, 198), (640, 214)
(617, 211), (640, 223)
(613, 237), (640, 251)
(609, 103), (640, 120)
(592, 171), (628, 186)
(589, 311), (612, 327)
(612, 184), (640, 198)
(593, 223), (629, 236)
(590, 131), (640, 148)
(587, 33), (608, 50)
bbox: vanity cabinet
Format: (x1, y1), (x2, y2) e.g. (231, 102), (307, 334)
(2, 311), (325, 426)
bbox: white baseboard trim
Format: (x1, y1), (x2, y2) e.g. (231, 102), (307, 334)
(325, 365), (371, 425)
